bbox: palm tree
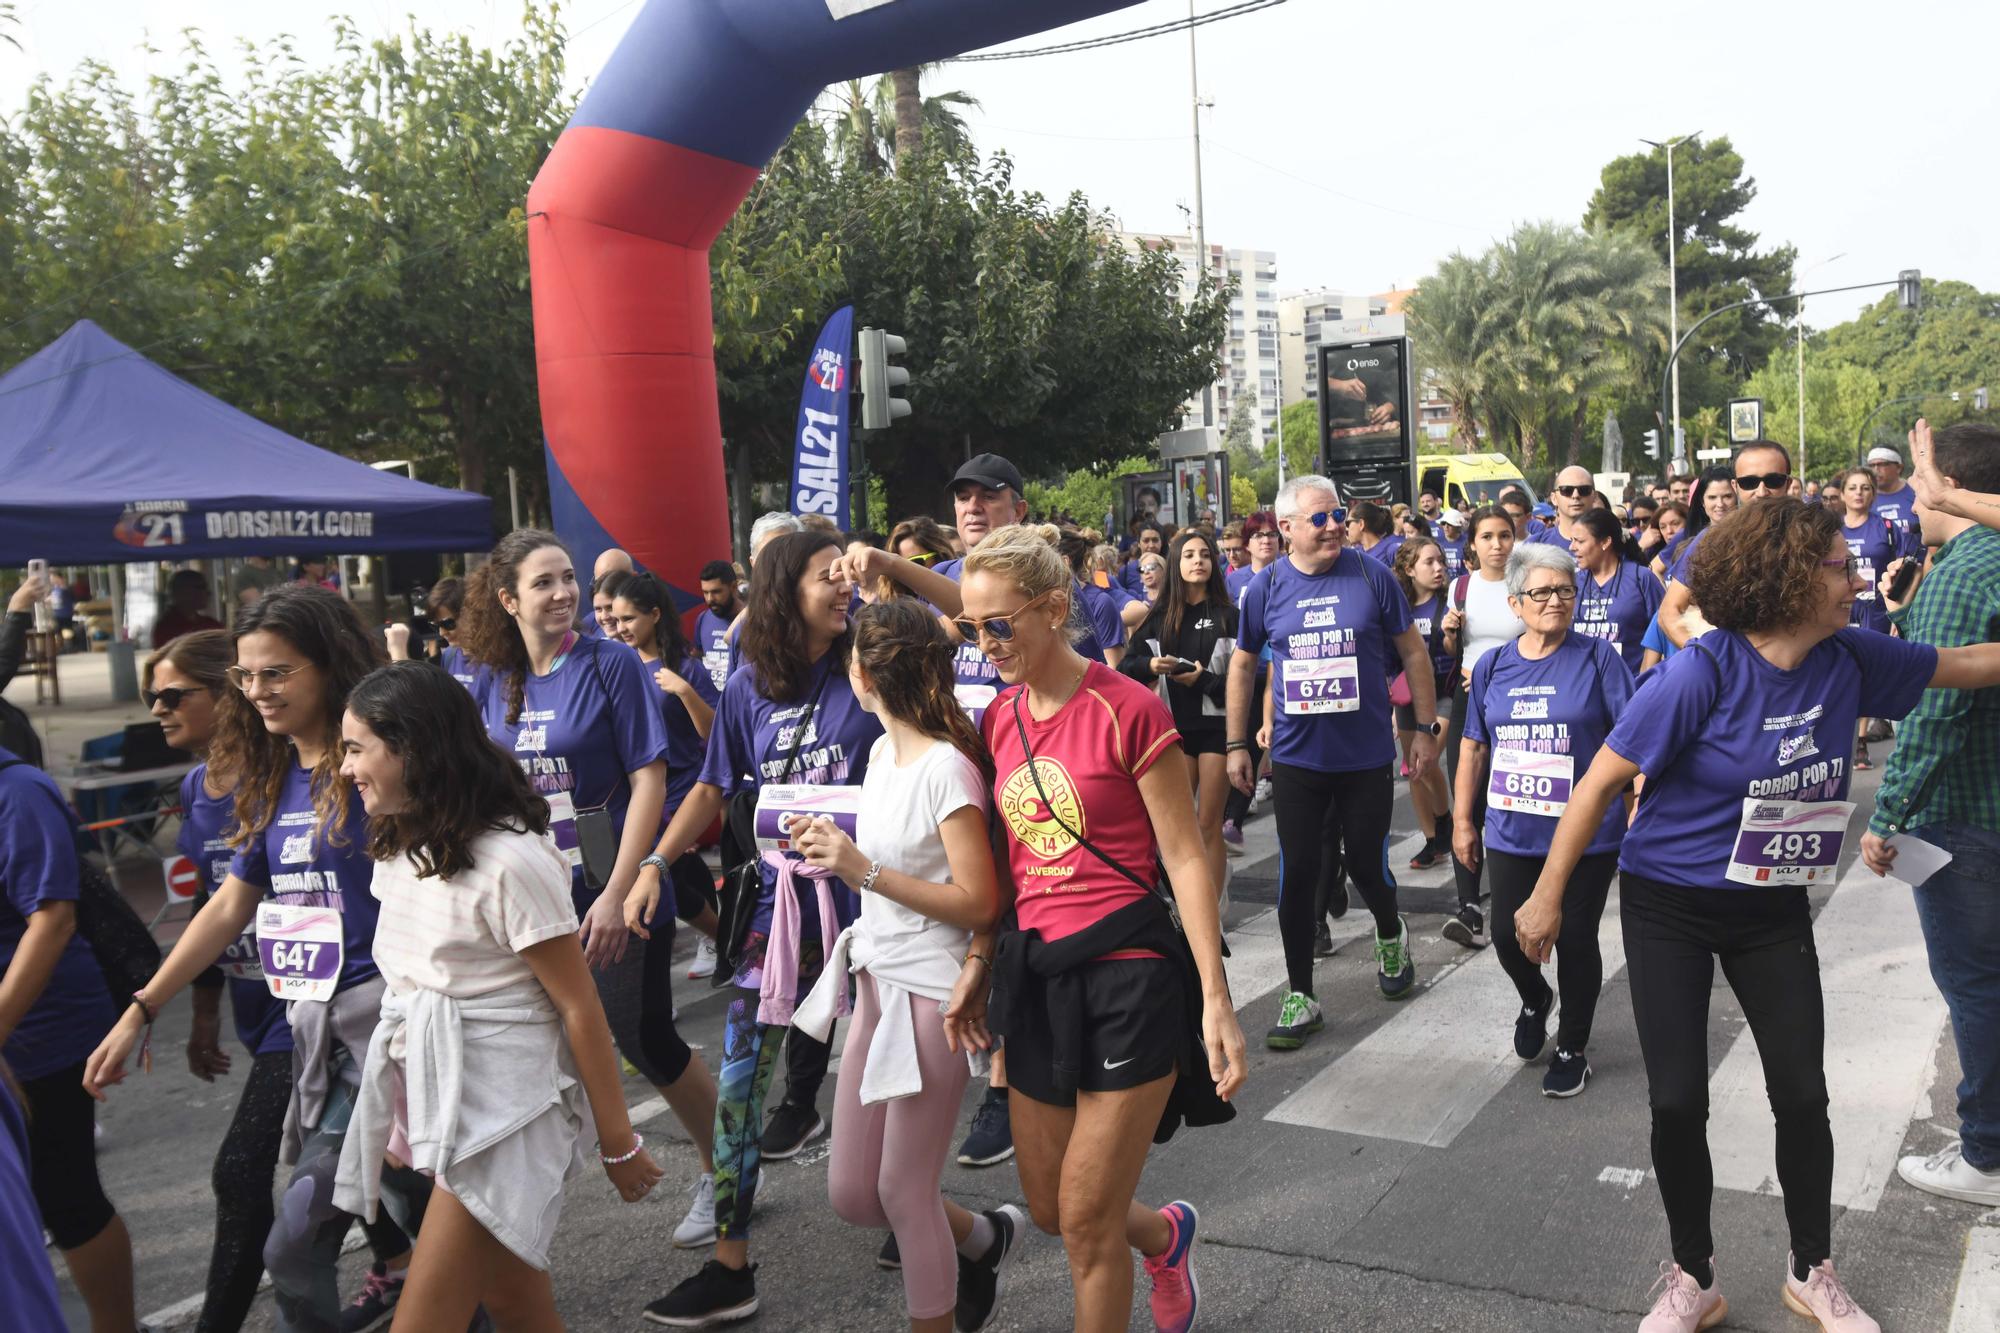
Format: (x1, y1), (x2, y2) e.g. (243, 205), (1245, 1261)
(1690, 404), (1723, 454)
(1405, 252), (1491, 452)
(870, 65), (982, 166)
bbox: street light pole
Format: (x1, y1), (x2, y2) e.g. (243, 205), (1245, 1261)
(1188, 0), (1213, 428)
(1793, 253), (1846, 480)
(1641, 132), (1698, 469)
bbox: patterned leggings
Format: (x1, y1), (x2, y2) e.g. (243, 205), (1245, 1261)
(711, 940), (831, 1240)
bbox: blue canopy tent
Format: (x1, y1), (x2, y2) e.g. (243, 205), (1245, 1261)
(0, 320), (492, 563)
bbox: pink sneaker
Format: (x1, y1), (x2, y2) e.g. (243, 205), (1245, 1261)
(1782, 1255), (1879, 1332)
(1638, 1260), (1727, 1332)
(1142, 1200), (1200, 1333)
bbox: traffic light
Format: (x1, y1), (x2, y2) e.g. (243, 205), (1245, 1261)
(1898, 269), (1923, 311)
(1642, 428), (1661, 460)
(858, 328), (911, 430)
(1977, 387), (1990, 412)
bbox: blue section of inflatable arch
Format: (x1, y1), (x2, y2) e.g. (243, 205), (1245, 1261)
(529, 0), (1140, 609)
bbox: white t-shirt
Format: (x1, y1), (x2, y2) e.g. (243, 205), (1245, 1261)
(1458, 572), (1524, 676)
(850, 734), (989, 988)
(370, 827), (578, 998)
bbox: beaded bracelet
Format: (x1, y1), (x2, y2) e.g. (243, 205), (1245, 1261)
(597, 1131), (645, 1165)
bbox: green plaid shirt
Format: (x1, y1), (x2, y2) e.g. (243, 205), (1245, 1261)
(1870, 525), (2000, 836)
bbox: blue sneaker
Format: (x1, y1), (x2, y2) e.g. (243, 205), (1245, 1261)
(1376, 916), (1417, 1000)
(1143, 1201), (1200, 1333)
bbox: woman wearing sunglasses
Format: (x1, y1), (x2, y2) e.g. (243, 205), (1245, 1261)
(1513, 498), (2000, 1332)
(1833, 468), (1921, 770)
(1654, 443), (1793, 653)
(951, 523), (1244, 1333)
(623, 530), (885, 1328)
(87, 586), (437, 1332)
(424, 576), (481, 688)
(1452, 545), (1635, 1101)
(881, 517), (957, 603)
(140, 631), (419, 1332)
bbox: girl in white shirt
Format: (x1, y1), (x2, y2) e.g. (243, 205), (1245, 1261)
(789, 600), (1023, 1333)
(330, 662), (661, 1329)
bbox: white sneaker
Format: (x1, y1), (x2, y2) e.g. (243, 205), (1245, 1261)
(1252, 776), (1272, 811)
(674, 1174), (717, 1248)
(688, 936), (718, 980)
(1897, 1140), (2000, 1206)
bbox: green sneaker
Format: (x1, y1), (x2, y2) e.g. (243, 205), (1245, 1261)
(1376, 917), (1416, 1000)
(1265, 991), (1325, 1050)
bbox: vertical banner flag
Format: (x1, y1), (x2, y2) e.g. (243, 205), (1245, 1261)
(791, 304), (855, 528)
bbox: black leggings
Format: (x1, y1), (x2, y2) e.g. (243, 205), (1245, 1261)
(1444, 684), (1485, 911)
(1621, 873), (1831, 1271)
(1487, 849), (1617, 1052)
(1223, 674), (1268, 825)
(670, 850), (717, 924)
(200, 1050), (415, 1333)
(22, 1062), (116, 1250)
(1272, 761), (1399, 995)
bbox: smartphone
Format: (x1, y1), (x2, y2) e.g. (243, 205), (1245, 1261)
(575, 808), (618, 892)
(1886, 560), (1921, 603)
(25, 560), (50, 631)
(26, 559), (46, 582)
(1171, 657), (1202, 673)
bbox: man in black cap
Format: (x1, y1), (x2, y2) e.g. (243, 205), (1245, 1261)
(836, 452), (1028, 614)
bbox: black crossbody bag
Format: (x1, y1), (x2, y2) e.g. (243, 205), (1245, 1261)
(712, 669), (830, 986)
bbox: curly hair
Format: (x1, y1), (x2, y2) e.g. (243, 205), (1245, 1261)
(211, 585), (384, 850)
(740, 530), (850, 701)
(1687, 498), (1843, 634)
(346, 662), (550, 880)
(459, 528), (569, 725)
(852, 601), (994, 785)
(1391, 537), (1445, 607)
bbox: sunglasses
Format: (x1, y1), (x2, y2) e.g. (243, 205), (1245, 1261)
(1734, 472), (1790, 492)
(1294, 508), (1347, 529)
(1555, 484), (1594, 498)
(143, 686), (205, 711)
(1520, 585), (1579, 604)
(950, 590), (1054, 644)
(905, 550), (939, 566)
(225, 664), (309, 693)
(430, 616), (457, 631)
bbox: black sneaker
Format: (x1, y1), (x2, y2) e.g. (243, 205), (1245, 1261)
(1409, 838), (1446, 870)
(878, 1232), (901, 1270)
(1313, 917), (1336, 957)
(955, 1204), (1026, 1331)
(760, 1101), (825, 1160)
(642, 1260), (759, 1327)
(1542, 1048), (1591, 1098)
(1514, 986), (1554, 1061)
(956, 1090), (1014, 1167)
(1441, 903), (1487, 950)
(1322, 877), (1350, 921)
(340, 1263), (404, 1333)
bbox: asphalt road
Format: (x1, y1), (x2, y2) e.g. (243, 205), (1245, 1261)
(51, 741), (1999, 1332)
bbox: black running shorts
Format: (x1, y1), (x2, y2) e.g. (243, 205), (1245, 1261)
(1006, 956), (1184, 1107)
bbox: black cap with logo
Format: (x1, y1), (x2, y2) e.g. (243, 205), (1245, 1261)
(949, 453), (1025, 497)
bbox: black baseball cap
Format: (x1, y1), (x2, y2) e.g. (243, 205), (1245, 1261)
(950, 453), (1025, 496)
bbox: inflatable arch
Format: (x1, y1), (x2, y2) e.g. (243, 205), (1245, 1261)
(527, 0), (1140, 608)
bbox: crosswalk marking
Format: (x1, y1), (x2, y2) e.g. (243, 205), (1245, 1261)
(1951, 1214), (2000, 1333)
(1265, 891), (1625, 1147)
(1706, 864), (1947, 1212)
(1221, 907), (1375, 1015)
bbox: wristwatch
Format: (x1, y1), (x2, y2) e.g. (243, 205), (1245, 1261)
(1423, 720), (1444, 739)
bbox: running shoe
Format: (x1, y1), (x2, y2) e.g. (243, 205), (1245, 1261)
(1408, 839), (1446, 870)
(954, 1204), (1026, 1332)
(642, 1260), (759, 1328)
(1143, 1201), (1200, 1333)
(1853, 740), (1872, 772)
(340, 1262), (405, 1333)
(1441, 903), (1487, 949)
(957, 1090), (1014, 1166)
(674, 1174), (717, 1249)
(1265, 991), (1324, 1050)
(1322, 877), (1349, 921)
(1313, 918), (1335, 957)
(1375, 917), (1416, 1000)
(1221, 819), (1243, 847)
(1514, 986), (1554, 1061)
(1638, 1259), (1726, 1332)
(687, 936), (718, 979)
(1543, 1048), (1590, 1098)
(1252, 776), (1272, 810)
(1782, 1256), (1879, 1333)
(760, 1102), (824, 1160)
(1896, 1141), (2000, 1206)
(878, 1231), (901, 1269)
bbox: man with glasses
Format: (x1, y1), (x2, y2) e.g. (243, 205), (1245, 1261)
(1528, 466), (1599, 549)
(1654, 440), (1793, 649)
(1227, 476), (1443, 1049)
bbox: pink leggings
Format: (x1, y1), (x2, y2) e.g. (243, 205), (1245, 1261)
(827, 976), (971, 1321)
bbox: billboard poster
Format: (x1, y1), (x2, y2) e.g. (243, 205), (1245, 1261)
(1319, 338), (1412, 467)
(1172, 456), (1226, 529)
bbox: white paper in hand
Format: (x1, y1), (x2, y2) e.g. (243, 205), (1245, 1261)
(1885, 833), (1954, 886)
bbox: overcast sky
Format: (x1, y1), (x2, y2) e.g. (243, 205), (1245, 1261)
(5, 0), (1994, 325)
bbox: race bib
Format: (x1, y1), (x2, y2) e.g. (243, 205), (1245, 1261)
(1281, 656), (1360, 715)
(1726, 799), (1853, 886)
(1487, 748), (1575, 817)
(1854, 558), (1877, 601)
(755, 784), (863, 854)
(256, 902), (343, 1001)
(954, 682), (997, 727)
(703, 647), (731, 691)
(546, 790), (582, 868)
(220, 928), (264, 982)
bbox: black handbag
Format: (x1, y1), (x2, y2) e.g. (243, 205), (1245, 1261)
(710, 669), (829, 987)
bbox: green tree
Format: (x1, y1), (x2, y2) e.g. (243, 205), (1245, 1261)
(1585, 134), (1798, 440)
(1739, 357), (1883, 479)
(1023, 454), (1151, 528)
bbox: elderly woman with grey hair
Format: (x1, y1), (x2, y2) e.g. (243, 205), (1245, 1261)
(1451, 543), (1637, 1099)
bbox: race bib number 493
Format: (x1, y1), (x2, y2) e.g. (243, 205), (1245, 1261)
(1725, 799), (1853, 886)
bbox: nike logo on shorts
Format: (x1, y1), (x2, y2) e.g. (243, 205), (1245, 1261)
(1103, 1057), (1135, 1070)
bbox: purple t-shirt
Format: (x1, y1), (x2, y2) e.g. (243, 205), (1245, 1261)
(1077, 582), (1127, 654)
(1843, 516), (1918, 635)
(1225, 564), (1257, 603)
(1360, 534), (1403, 567)
(698, 653), (884, 947)
(652, 649), (722, 818)
(1610, 628), (1937, 888)
(179, 767), (291, 1056)
(1527, 520), (1585, 549)
(1407, 592), (1456, 694)
(439, 644), (481, 690)
(1437, 536), (1468, 579)
(1237, 551), (1413, 773)
(475, 634), (670, 911)
(695, 608), (737, 695)
(0, 753), (114, 1078)
(1575, 560), (1666, 673)
(1666, 527), (1709, 585)
(0, 1078), (64, 1329)
(228, 763), (381, 992)
(1466, 635), (1635, 857)
(1870, 484), (1919, 539)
